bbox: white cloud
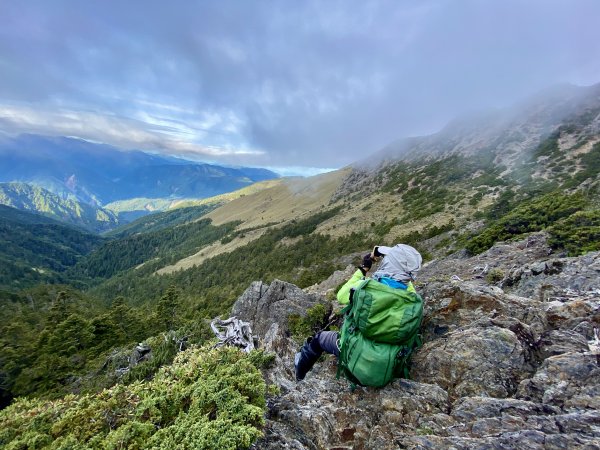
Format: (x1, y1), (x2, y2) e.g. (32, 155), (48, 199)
(0, 102), (264, 160)
(267, 166), (337, 177)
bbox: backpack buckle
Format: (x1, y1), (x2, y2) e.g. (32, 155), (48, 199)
(397, 347), (411, 358)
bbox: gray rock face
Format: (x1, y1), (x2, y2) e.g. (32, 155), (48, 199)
(232, 234), (600, 449)
(129, 343), (152, 367)
(517, 352), (600, 411)
(232, 279), (325, 340)
(413, 325), (527, 399)
(231, 279), (329, 391)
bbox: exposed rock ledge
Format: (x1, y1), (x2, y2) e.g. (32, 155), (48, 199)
(231, 233), (599, 449)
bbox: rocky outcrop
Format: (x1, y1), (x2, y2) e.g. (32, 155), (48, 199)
(232, 279), (328, 392)
(232, 279), (326, 341)
(231, 233), (600, 449)
(129, 343), (152, 367)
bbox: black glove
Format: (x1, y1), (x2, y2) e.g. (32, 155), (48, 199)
(361, 253), (373, 270)
(357, 254), (372, 276)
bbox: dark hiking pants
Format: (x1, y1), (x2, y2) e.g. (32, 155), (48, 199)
(314, 330), (340, 357)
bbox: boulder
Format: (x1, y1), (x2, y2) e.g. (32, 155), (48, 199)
(412, 325), (527, 399)
(129, 343), (152, 366)
(419, 282), (547, 340)
(517, 352), (600, 411)
(231, 279), (328, 391)
(232, 279), (326, 340)
(538, 329), (590, 358)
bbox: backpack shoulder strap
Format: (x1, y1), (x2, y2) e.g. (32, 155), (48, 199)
(336, 270), (368, 304)
(339, 278), (370, 316)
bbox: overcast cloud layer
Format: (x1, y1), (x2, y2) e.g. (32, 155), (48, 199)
(0, 0), (599, 173)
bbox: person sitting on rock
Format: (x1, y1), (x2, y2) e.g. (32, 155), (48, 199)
(295, 243), (423, 382)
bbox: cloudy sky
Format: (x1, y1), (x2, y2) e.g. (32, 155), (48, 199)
(1, 0), (599, 174)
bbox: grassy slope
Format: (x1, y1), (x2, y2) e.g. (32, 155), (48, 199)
(206, 170), (350, 227)
(176, 178), (285, 209)
(104, 179), (284, 214)
(156, 169), (350, 273)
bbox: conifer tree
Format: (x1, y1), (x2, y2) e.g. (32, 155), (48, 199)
(155, 285), (180, 332)
(46, 291), (71, 326)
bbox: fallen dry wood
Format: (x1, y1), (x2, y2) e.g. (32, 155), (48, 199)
(211, 316), (256, 353)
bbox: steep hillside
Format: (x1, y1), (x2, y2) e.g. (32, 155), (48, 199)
(72, 218), (239, 281)
(83, 207), (364, 307)
(0, 134), (278, 206)
(105, 204), (217, 238)
(206, 169), (350, 227)
(145, 84), (600, 279)
(316, 83), (600, 254)
(155, 170), (351, 273)
(0, 204), (104, 289)
(0, 182), (120, 232)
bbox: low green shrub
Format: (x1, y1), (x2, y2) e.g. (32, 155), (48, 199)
(486, 268), (504, 284)
(563, 142), (600, 189)
(533, 132), (560, 158)
(0, 346), (267, 450)
(466, 192), (587, 254)
(288, 303), (330, 344)
(548, 209), (600, 255)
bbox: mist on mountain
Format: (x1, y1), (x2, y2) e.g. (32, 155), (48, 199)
(362, 82), (600, 169)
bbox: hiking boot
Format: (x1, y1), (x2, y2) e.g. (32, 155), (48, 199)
(294, 337), (322, 381)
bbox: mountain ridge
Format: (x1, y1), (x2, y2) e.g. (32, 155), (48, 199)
(369, 82), (600, 165)
(0, 182), (120, 232)
(0, 134), (279, 207)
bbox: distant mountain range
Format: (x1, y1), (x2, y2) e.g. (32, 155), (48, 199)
(0, 182), (119, 232)
(0, 134), (278, 207)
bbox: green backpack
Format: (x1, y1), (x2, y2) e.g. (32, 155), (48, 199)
(336, 278), (423, 388)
